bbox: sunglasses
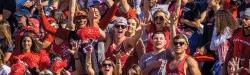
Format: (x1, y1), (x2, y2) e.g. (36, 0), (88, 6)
(173, 41), (186, 46)
(154, 16), (164, 21)
(115, 25), (126, 29)
(102, 63), (113, 67)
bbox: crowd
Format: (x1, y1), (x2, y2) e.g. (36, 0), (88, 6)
(0, 0), (250, 75)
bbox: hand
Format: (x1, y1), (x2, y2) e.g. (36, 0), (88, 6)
(23, 0), (34, 8)
(195, 47), (206, 55)
(85, 45), (94, 54)
(244, 59), (250, 74)
(227, 57), (244, 75)
(36, 2), (43, 12)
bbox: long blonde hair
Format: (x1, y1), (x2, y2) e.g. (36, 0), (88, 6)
(215, 10), (237, 35)
(0, 21), (12, 45)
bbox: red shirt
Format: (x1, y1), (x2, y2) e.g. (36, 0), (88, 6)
(231, 29), (250, 75)
(10, 50), (50, 70)
(166, 54), (189, 75)
(105, 41), (129, 67)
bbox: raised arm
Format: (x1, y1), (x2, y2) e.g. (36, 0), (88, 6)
(127, 26), (143, 48)
(37, 3), (70, 40)
(69, 0), (77, 30)
(99, 1), (120, 30)
(120, 0), (130, 13)
(86, 49), (95, 75)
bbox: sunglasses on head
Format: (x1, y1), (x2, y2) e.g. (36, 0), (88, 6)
(102, 63), (112, 67)
(115, 25), (126, 29)
(154, 16), (164, 21)
(173, 41), (186, 46)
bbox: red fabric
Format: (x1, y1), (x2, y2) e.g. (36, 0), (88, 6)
(166, 54), (189, 75)
(76, 26), (100, 41)
(40, 14), (70, 40)
(193, 52), (214, 62)
(99, 3), (119, 30)
(120, 8), (137, 19)
(230, 29), (250, 75)
(38, 50), (51, 70)
(146, 32), (171, 52)
(51, 59), (67, 73)
(105, 42), (129, 67)
(50, 40), (70, 59)
(10, 50), (50, 70)
(10, 63), (27, 75)
(44, 33), (55, 42)
(223, 0), (230, 9)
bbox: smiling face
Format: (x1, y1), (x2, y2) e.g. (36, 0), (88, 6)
(21, 36), (33, 51)
(113, 25), (127, 38)
(243, 16), (250, 28)
(127, 19), (137, 34)
(152, 33), (166, 51)
(153, 11), (168, 31)
(173, 38), (188, 55)
(101, 60), (114, 75)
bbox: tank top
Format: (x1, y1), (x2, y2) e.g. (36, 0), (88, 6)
(105, 40), (129, 67)
(166, 55), (189, 75)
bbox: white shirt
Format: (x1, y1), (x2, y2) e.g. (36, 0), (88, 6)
(0, 65), (11, 75)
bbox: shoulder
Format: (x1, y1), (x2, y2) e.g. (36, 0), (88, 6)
(186, 56), (198, 67)
(140, 52), (154, 61)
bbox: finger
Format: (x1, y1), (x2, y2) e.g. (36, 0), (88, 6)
(228, 61), (233, 66)
(236, 67), (244, 73)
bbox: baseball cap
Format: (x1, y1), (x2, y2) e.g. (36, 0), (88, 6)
(113, 17), (128, 26)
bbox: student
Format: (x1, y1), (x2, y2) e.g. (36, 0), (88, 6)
(139, 31), (173, 75)
(166, 34), (201, 75)
(225, 7), (250, 75)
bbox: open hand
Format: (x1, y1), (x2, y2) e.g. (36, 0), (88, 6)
(227, 57), (244, 75)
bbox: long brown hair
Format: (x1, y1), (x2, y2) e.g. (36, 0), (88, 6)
(0, 21), (13, 45)
(215, 10), (237, 35)
(19, 32), (41, 53)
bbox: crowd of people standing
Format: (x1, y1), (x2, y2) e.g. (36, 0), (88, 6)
(0, 0), (250, 75)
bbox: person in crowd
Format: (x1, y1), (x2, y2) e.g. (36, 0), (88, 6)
(104, 16), (142, 75)
(196, 0), (223, 74)
(179, 0), (207, 54)
(210, 9), (237, 66)
(139, 31), (173, 75)
(145, 10), (171, 53)
(122, 17), (145, 74)
(0, 20), (12, 75)
(0, 20), (13, 64)
(128, 64), (142, 75)
(224, 7), (250, 75)
(9, 32), (50, 74)
(166, 34), (201, 75)
(85, 46), (117, 75)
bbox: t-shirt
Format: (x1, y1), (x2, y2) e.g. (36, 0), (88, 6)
(139, 49), (173, 75)
(0, 65), (11, 75)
